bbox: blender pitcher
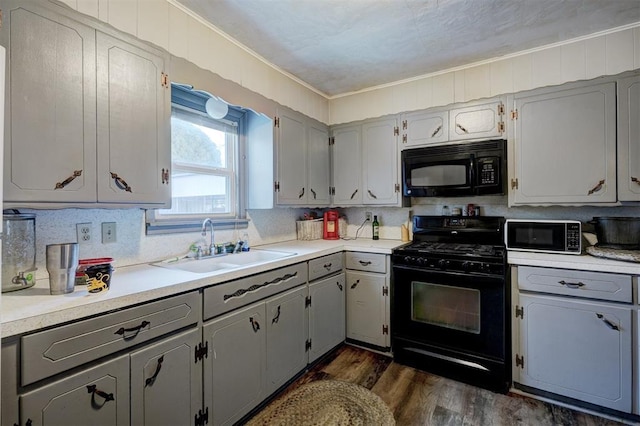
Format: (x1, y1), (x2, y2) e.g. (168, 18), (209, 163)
(2, 210), (37, 292)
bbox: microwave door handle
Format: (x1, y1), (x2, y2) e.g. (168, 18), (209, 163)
(468, 154), (475, 188)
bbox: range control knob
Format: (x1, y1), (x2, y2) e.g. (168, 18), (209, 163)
(437, 259), (450, 269)
(461, 261), (473, 272)
(403, 256), (414, 264)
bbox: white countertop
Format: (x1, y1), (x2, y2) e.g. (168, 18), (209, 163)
(1, 238), (406, 338)
(508, 250), (640, 275)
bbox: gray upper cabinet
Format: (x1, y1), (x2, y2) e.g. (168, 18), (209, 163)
(617, 75), (640, 201)
(275, 107), (330, 206)
(331, 123), (362, 205)
(1, 0), (170, 207)
(449, 99), (505, 141)
(1, 0), (97, 203)
(362, 117), (400, 205)
(510, 81), (617, 205)
(400, 109), (448, 148)
(96, 32), (171, 205)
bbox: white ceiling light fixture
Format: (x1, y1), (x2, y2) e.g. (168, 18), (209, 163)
(205, 96), (229, 119)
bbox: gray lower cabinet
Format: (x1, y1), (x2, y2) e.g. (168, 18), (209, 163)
(130, 328), (202, 426)
(20, 354), (130, 426)
(308, 273), (346, 363)
(203, 285), (309, 426)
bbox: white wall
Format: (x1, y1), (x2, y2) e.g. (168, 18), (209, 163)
(60, 0), (330, 123)
(329, 25), (640, 124)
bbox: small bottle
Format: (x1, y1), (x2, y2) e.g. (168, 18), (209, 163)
(372, 215), (380, 240)
(441, 205), (450, 216)
(241, 232), (250, 251)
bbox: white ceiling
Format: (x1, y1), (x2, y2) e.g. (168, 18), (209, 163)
(176, 0), (640, 97)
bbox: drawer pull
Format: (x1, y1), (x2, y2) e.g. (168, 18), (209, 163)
(223, 272), (298, 301)
(323, 263), (333, 270)
(87, 384), (114, 404)
(250, 317), (261, 332)
(145, 355), (164, 387)
(358, 260), (372, 266)
(272, 305), (281, 324)
(114, 320), (150, 339)
(336, 281), (343, 291)
(558, 280), (585, 289)
(351, 279), (360, 289)
(596, 313), (620, 331)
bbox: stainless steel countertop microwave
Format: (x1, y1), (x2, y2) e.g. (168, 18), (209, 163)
(505, 219), (582, 255)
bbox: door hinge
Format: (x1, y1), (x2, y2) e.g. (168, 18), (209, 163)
(511, 109), (518, 120)
(160, 72), (169, 88)
(394, 183), (400, 193)
(515, 354), (524, 369)
(305, 296), (311, 307)
(329, 136), (335, 146)
(402, 119), (407, 130)
(0, 9), (3, 29)
(515, 305), (524, 319)
(497, 121), (505, 134)
(274, 181), (280, 192)
(402, 134), (407, 143)
(382, 325), (389, 335)
(383, 286), (389, 296)
(274, 117), (280, 128)
(511, 178), (519, 190)
(305, 339), (312, 351)
(194, 407), (209, 426)
(194, 341), (208, 363)
(394, 126), (399, 136)
(330, 187), (335, 196)
(498, 103), (505, 116)
(161, 168), (170, 185)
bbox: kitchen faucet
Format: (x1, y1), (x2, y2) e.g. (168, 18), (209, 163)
(201, 218), (215, 256)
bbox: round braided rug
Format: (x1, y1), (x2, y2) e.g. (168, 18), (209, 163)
(246, 380), (395, 426)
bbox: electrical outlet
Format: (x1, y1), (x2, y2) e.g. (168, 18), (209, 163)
(76, 223), (91, 244)
(365, 212), (372, 222)
(102, 222), (117, 243)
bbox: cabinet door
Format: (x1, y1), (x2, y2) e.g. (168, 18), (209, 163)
(362, 118), (399, 205)
(309, 273), (346, 363)
(265, 286), (308, 395)
(512, 82), (616, 204)
(130, 328), (202, 426)
(617, 75), (640, 201)
(449, 100), (505, 141)
(401, 110), (448, 148)
(276, 108), (307, 205)
(2, 1), (97, 203)
(307, 121), (331, 205)
(332, 124), (362, 205)
(20, 354), (129, 426)
(203, 302), (266, 426)
(346, 270), (389, 348)
(517, 293), (632, 412)
(96, 31), (170, 205)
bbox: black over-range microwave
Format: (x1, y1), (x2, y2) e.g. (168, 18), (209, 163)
(401, 139), (506, 197)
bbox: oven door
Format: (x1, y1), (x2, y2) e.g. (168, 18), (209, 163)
(392, 265), (505, 361)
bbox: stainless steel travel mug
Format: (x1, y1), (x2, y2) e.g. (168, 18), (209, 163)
(46, 243), (79, 295)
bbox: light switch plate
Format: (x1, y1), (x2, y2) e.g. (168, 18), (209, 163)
(102, 222), (117, 243)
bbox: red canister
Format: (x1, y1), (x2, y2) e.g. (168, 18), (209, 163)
(323, 210), (340, 240)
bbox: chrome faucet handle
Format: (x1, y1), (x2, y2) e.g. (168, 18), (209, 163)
(195, 246), (203, 260)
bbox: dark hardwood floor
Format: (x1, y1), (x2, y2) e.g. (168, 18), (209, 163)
(249, 345), (630, 426)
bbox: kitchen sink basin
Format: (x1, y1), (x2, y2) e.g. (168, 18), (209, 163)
(151, 249), (296, 274)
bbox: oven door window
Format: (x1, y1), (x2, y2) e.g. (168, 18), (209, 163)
(411, 282), (480, 334)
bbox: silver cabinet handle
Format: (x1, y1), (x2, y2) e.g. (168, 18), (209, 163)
(596, 313), (619, 331)
(558, 280), (585, 289)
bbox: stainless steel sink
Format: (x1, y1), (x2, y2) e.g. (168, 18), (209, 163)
(151, 249), (296, 274)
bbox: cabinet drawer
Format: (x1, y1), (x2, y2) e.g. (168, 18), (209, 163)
(204, 263), (308, 320)
(21, 291), (200, 386)
(345, 252), (387, 273)
(309, 253), (344, 281)
(517, 266), (632, 303)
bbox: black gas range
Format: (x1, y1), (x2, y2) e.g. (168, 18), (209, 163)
(391, 215), (510, 393)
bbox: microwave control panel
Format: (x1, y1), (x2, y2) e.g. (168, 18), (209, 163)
(478, 157), (499, 186)
(566, 223), (581, 252)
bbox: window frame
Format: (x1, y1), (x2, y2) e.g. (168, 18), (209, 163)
(145, 84), (248, 235)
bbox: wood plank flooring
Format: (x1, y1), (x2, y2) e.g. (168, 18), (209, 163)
(247, 345), (630, 426)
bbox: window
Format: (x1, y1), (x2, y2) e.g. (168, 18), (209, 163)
(146, 84), (247, 234)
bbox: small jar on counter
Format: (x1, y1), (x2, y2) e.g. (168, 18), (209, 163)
(451, 207), (462, 216)
(441, 205), (450, 216)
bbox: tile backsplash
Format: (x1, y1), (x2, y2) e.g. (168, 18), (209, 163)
(14, 202), (639, 280)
